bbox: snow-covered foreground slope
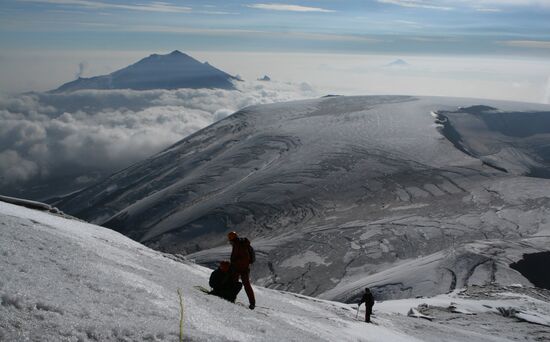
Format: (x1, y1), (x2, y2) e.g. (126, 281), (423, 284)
(55, 95), (550, 300)
(2, 202), (550, 341)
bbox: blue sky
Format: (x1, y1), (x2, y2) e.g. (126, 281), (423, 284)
(1, 0), (550, 55)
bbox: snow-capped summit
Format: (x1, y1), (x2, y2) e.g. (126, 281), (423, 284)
(51, 50), (237, 92)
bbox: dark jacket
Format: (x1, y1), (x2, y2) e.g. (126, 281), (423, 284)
(360, 292), (375, 309)
(209, 268), (242, 302)
(230, 237), (252, 272)
(209, 268), (232, 290)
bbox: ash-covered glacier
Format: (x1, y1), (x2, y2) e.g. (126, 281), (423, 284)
(57, 95), (550, 300)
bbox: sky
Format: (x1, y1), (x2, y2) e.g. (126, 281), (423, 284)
(1, 1), (550, 94)
(1, 1), (550, 55)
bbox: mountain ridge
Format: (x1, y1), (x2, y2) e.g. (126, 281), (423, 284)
(51, 50), (237, 92)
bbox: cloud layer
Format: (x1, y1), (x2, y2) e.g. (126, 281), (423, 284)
(247, 4), (335, 13)
(377, 0), (550, 11)
(19, 0), (192, 13)
(0, 81), (316, 198)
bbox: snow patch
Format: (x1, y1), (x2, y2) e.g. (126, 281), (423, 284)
(390, 203), (429, 211)
(280, 250), (331, 268)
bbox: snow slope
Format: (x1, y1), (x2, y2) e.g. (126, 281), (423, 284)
(55, 95), (550, 299)
(2, 202), (550, 341)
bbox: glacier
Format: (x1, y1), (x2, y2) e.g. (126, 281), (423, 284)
(54, 95), (550, 300)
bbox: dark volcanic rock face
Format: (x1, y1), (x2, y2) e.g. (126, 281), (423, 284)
(58, 95), (550, 300)
(510, 252), (550, 290)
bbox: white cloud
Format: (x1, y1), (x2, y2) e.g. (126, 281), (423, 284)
(474, 8), (502, 12)
(0, 150), (39, 183)
(393, 20), (422, 26)
(97, 24), (378, 43)
(247, 3), (334, 13)
(377, 0), (550, 10)
(377, 0), (454, 10)
(0, 81), (316, 193)
(213, 108), (234, 121)
(284, 32), (378, 42)
(476, 0), (550, 6)
(499, 40), (550, 49)
(18, 0), (192, 13)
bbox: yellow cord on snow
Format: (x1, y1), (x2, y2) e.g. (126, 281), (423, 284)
(177, 288), (184, 342)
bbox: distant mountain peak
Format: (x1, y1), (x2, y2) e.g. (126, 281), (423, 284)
(385, 58), (410, 68)
(52, 50), (236, 92)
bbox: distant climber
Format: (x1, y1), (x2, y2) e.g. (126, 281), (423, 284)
(209, 261), (242, 302)
(228, 231), (256, 309)
(358, 287), (375, 323)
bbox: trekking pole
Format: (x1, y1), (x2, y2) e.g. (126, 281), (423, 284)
(355, 303), (361, 319)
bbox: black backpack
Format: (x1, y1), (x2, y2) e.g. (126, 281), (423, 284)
(247, 243), (256, 264)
